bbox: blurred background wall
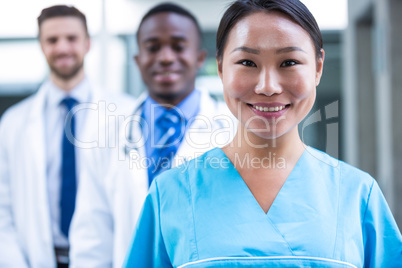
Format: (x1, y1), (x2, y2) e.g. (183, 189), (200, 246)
(1, 0), (400, 229)
(0, 0), (346, 114)
(343, 0), (402, 229)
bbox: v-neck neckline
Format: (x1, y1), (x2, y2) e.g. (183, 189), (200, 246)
(215, 147), (308, 217)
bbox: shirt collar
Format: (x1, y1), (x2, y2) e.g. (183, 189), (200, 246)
(176, 89), (200, 122)
(45, 77), (91, 108)
(143, 89), (201, 123)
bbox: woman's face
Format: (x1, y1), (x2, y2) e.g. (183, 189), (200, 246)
(218, 11), (324, 141)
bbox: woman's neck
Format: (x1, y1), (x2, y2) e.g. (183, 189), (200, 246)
(224, 124), (306, 170)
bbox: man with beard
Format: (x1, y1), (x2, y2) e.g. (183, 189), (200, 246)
(69, 3), (236, 268)
(0, 5), (134, 268)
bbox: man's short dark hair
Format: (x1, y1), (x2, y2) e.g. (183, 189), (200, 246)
(37, 5), (88, 36)
(137, 2), (203, 47)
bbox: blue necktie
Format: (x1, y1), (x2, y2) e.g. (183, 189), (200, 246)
(60, 97), (78, 238)
(148, 109), (184, 184)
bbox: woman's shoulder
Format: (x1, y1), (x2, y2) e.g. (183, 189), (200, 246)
(153, 147), (227, 189)
(305, 146), (375, 186)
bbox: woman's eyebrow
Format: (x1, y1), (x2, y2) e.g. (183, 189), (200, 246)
(231, 46), (260, 55)
(275, 46), (306, 54)
(231, 46), (307, 55)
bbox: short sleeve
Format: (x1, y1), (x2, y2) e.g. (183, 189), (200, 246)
(363, 180), (402, 267)
(123, 180), (172, 268)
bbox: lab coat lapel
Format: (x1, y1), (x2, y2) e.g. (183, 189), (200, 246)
(113, 94), (149, 254)
(174, 91), (232, 163)
(78, 84), (105, 147)
(23, 85), (55, 263)
(124, 105), (148, 179)
(118, 92), (148, 191)
(124, 92), (148, 159)
(113, 113), (148, 253)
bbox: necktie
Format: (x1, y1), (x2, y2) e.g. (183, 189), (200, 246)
(60, 97), (78, 237)
(148, 109), (184, 184)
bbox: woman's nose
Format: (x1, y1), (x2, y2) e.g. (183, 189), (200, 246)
(254, 69), (282, 96)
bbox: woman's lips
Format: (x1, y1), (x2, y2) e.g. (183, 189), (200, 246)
(252, 104), (286, 112)
(248, 103), (290, 118)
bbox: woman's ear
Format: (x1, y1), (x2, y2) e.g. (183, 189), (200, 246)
(217, 58), (223, 81)
(315, 49), (325, 86)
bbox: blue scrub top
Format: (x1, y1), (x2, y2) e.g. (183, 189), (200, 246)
(124, 147), (402, 267)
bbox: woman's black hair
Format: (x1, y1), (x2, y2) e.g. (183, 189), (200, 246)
(216, 0), (323, 61)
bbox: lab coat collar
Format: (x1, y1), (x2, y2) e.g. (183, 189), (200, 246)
(44, 78), (91, 109)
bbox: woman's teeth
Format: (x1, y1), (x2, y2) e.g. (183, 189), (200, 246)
(253, 105), (286, 112)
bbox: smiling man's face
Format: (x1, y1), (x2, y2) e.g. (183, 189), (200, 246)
(40, 16), (89, 81)
(135, 12), (206, 105)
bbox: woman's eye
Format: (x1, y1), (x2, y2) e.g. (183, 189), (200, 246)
(281, 60), (298, 67)
(238, 60), (256, 67)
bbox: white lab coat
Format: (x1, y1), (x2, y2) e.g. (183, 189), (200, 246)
(69, 90), (237, 268)
(0, 81), (135, 268)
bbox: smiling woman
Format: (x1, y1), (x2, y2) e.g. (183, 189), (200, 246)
(218, 11), (323, 142)
(123, 1), (402, 267)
